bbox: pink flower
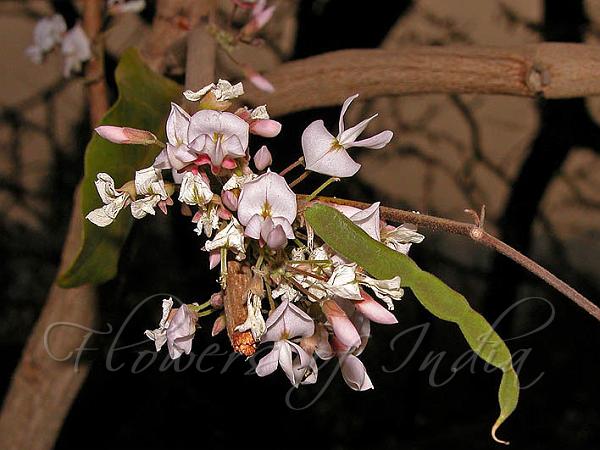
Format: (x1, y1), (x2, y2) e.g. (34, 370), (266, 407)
(354, 290), (397, 325)
(253, 145), (272, 170)
(256, 299), (317, 387)
(188, 110), (249, 169)
(250, 119), (281, 137)
(153, 103), (197, 183)
(321, 299), (361, 348)
(221, 190), (239, 211)
(301, 94), (393, 177)
(242, 64), (275, 93)
(237, 170), (296, 247)
(240, 0), (276, 37)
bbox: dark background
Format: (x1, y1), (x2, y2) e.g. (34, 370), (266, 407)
(1, 1), (599, 449)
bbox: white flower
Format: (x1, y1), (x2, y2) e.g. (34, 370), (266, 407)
(144, 297), (173, 351)
(381, 224), (425, 254)
(250, 105), (269, 120)
(130, 167), (168, 219)
(194, 206), (220, 238)
(188, 110), (249, 168)
(272, 283), (302, 303)
(184, 79), (244, 102)
(203, 218), (245, 258)
(301, 94), (393, 177)
(325, 264), (362, 300)
(26, 15), (66, 64)
(153, 103), (197, 183)
(61, 24), (92, 77)
(237, 170), (297, 247)
(223, 173), (256, 191)
(178, 172), (213, 206)
(235, 292), (266, 340)
(357, 273), (404, 310)
(86, 173), (131, 227)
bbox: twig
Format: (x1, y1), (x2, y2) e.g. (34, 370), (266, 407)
(300, 195), (600, 322)
(244, 44), (600, 116)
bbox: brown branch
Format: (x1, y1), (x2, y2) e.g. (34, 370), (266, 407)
(301, 195), (600, 322)
(244, 44), (600, 116)
(0, 2), (108, 448)
(224, 261), (255, 356)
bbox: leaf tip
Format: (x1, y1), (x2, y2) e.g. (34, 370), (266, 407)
(492, 417), (510, 445)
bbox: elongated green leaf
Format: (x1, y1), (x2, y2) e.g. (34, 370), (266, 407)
(58, 49), (181, 288)
(305, 203), (519, 444)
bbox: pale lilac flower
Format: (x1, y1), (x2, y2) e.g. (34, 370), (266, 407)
(61, 24), (92, 77)
(154, 103), (197, 183)
(86, 173), (131, 227)
(221, 190), (238, 211)
(178, 172), (213, 206)
(95, 126), (158, 145)
(334, 202), (381, 241)
(144, 298), (198, 359)
(26, 15), (66, 64)
(130, 167), (169, 219)
(183, 79), (244, 103)
(253, 145), (272, 170)
(237, 170), (296, 247)
(381, 223), (425, 254)
(321, 299), (361, 348)
(108, 0), (147, 15)
(301, 94), (393, 177)
(188, 110), (249, 168)
(256, 299), (316, 387)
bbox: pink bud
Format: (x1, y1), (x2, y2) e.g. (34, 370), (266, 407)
(250, 119), (281, 138)
(355, 290), (398, 325)
(211, 314), (227, 336)
(210, 292), (224, 309)
(243, 65), (275, 93)
(221, 190), (238, 211)
(322, 300), (361, 348)
(209, 250), (221, 270)
(95, 126), (157, 145)
(217, 206), (232, 220)
(253, 145), (272, 170)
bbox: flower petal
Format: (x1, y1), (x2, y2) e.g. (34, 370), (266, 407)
(322, 299), (361, 348)
(166, 102), (190, 146)
(256, 342), (281, 377)
(339, 354), (374, 391)
(351, 130), (393, 149)
(338, 94), (359, 135)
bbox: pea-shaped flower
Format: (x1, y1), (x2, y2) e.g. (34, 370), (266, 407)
(301, 94), (393, 177)
(237, 170), (296, 248)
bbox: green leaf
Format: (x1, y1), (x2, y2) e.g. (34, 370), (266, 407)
(58, 49), (181, 288)
(305, 203), (519, 444)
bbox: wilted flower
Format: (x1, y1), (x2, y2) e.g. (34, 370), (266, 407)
(334, 202), (381, 241)
(178, 172), (213, 206)
(108, 0), (147, 15)
(301, 94), (393, 177)
(183, 79), (244, 103)
(381, 223), (425, 254)
(130, 167), (170, 218)
(86, 173), (131, 227)
(203, 218), (246, 260)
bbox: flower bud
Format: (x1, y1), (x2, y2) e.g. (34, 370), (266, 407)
(242, 65), (274, 93)
(95, 126), (157, 145)
(250, 119), (281, 138)
(211, 314), (226, 336)
(253, 145), (272, 170)
(210, 292), (224, 309)
(221, 190), (238, 211)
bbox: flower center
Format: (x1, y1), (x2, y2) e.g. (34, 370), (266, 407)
(261, 201), (272, 218)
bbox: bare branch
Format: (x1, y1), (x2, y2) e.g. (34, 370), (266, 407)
(244, 44), (600, 116)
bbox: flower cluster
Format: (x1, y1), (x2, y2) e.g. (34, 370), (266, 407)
(91, 80), (424, 391)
